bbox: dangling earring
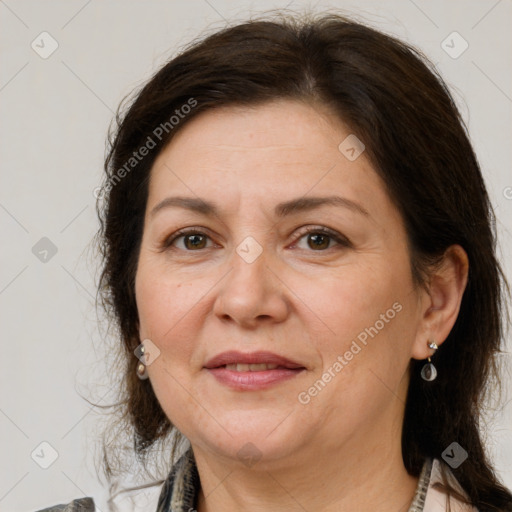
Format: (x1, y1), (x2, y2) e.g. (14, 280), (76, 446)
(420, 340), (438, 381)
(136, 344), (149, 380)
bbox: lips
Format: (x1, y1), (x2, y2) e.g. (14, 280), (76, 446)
(204, 350), (305, 370)
(204, 351), (306, 390)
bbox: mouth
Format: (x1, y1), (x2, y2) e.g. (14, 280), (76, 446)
(204, 350), (305, 370)
(204, 351), (306, 390)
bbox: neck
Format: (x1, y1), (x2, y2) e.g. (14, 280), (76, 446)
(193, 400), (419, 511)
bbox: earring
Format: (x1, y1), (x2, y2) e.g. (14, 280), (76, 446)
(136, 344), (149, 380)
(420, 340), (438, 381)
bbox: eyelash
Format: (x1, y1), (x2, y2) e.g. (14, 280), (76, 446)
(161, 226), (351, 252)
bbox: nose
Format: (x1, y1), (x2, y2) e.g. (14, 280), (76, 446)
(212, 247), (290, 329)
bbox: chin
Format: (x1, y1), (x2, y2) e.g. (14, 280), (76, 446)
(192, 414), (306, 468)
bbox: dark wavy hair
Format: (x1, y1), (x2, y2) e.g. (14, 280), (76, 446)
(96, 12), (512, 511)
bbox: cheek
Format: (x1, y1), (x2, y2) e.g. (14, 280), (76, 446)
(134, 254), (225, 386)
(308, 259), (416, 388)
(135, 255), (204, 341)
(135, 265), (201, 405)
(313, 264), (399, 337)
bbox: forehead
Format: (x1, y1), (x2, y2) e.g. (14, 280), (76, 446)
(147, 99), (394, 223)
(155, 99), (346, 167)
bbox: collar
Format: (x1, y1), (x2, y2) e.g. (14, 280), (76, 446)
(156, 448), (200, 512)
(154, 449), (455, 512)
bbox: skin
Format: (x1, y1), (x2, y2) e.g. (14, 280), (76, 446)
(135, 99), (469, 511)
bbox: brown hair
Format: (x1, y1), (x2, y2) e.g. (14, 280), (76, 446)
(96, 12), (512, 510)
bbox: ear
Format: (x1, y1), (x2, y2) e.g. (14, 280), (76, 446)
(411, 244), (469, 360)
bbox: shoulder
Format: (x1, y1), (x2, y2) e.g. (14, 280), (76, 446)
(108, 480), (165, 511)
(33, 480), (164, 512)
(424, 458), (479, 512)
(35, 497), (96, 512)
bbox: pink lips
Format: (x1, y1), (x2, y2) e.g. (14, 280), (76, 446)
(204, 350), (306, 390)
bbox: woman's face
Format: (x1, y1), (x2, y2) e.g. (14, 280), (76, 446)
(135, 100), (428, 467)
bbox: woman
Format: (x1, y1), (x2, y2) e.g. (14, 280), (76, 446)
(37, 12), (512, 512)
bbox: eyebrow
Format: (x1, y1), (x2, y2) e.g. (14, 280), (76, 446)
(150, 195), (369, 218)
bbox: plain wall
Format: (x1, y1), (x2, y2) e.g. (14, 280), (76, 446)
(1, 1), (511, 510)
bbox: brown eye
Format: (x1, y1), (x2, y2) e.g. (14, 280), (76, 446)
(306, 233), (331, 250)
(182, 233), (208, 250)
(294, 227), (350, 252)
(164, 229), (213, 251)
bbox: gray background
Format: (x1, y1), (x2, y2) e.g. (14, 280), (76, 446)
(1, 1), (511, 510)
